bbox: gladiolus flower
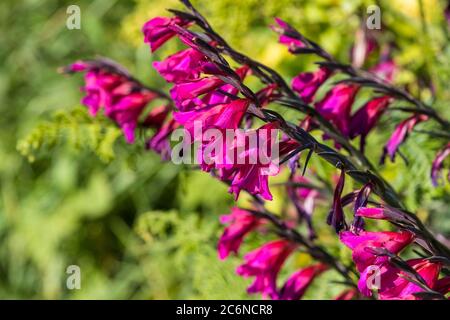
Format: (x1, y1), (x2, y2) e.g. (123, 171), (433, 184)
(256, 84), (280, 107)
(350, 182), (373, 232)
(218, 207), (263, 260)
(315, 84), (359, 136)
(276, 264), (327, 300)
(170, 77), (225, 110)
(349, 96), (392, 152)
(434, 276), (450, 295)
(217, 123), (297, 201)
(106, 91), (159, 143)
(146, 119), (179, 160)
(142, 16), (191, 52)
(153, 48), (208, 83)
(370, 59), (397, 83)
(358, 258), (442, 300)
(340, 230), (414, 272)
(202, 66), (250, 106)
(381, 114), (428, 163)
(236, 239), (297, 297)
(350, 28), (378, 68)
(335, 288), (358, 300)
(173, 99), (250, 138)
(327, 169), (347, 233)
(356, 206), (411, 224)
(431, 143), (450, 186)
(287, 175), (320, 238)
(271, 18), (305, 53)
(142, 105), (171, 128)
(61, 59), (158, 143)
(291, 67), (331, 103)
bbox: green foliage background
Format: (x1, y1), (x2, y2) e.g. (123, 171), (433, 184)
(0, 0), (449, 299)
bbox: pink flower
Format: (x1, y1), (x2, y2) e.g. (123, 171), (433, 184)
(170, 77), (225, 110)
(202, 66), (250, 106)
(287, 175), (320, 238)
(153, 48), (208, 83)
(256, 83), (280, 107)
(291, 67), (331, 103)
(370, 59), (397, 83)
(340, 230), (414, 272)
(217, 123), (297, 201)
(142, 16), (191, 52)
(358, 258), (441, 299)
(271, 18), (305, 53)
(327, 169), (347, 233)
(334, 288), (358, 300)
(64, 60), (89, 72)
(276, 264), (328, 300)
(431, 143), (450, 186)
(142, 105), (171, 128)
(82, 70), (124, 116)
(218, 207), (263, 260)
(61, 60), (158, 143)
(146, 119), (179, 160)
(349, 96), (392, 152)
(356, 206), (409, 223)
(434, 276), (450, 295)
(106, 91), (159, 143)
(350, 29), (378, 68)
(173, 98), (249, 138)
(350, 182), (374, 232)
(315, 84), (359, 136)
(381, 114), (428, 163)
(236, 239), (297, 297)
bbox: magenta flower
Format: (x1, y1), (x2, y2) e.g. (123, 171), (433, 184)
(340, 230), (414, 272)
(146, 119), (179, 160)
(287, 175), (320, 238)
(271, 18), (305, 53)
(334, 288), (358, 300)
(142, 105), (171, 128)
(236, 239), (297, 297)
(431, 143), (450, 186)
(350, 29), (378, 68)
(224, 164), (275, 201)
(153, 48), (208, 83)
(218, 207), (263, 260)
(142, 16), (191, 52)
(202, 66), (250, 106)
(276, 264), (327, 300)
(65, 60), (89, 72)
(291, 67), (331, 104)
(349, 96), (392, 152)
(327, 169), (347, 233)
(173, 98), (249, 138)
(61, 60), (158, 143)
(315, 84), (359, 136)
(358, 258), (442, 299)
(170, 77), (225, 110)
(434, 276), (450, 295)
(256, 83), (280, 107)
(356, 207), (386, 219)
(106, 91), (159, 143)
(381, 114), (428, 163)
(351, 182), (374, 232)
(370, 59), (397, 83)
(81, 70), (124, 116)
(356, 206), (410, 224)
(217, 123), (298, 201)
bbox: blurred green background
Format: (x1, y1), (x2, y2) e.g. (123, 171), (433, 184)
(0, 0), (449, 299)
